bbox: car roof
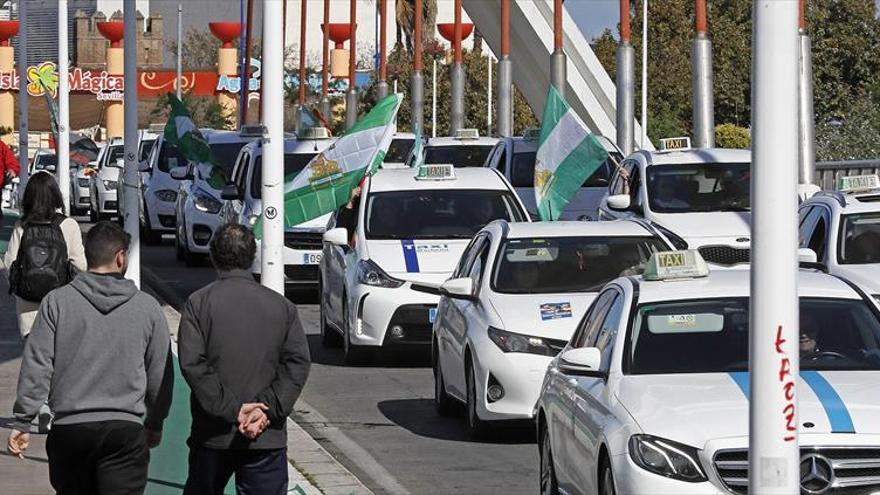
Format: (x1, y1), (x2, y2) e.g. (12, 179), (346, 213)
(635, 147), (751, 166)
(631, 268), (860, 304)
(242, 137), (333, 156)
(504, 220), (652, 239)
(426, 136), (499, 147)
(369, 167), (510, 193)
(200, 129), (257, 144)
(807, 191), (880, 215)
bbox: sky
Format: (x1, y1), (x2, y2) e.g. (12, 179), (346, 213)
(566, 0), (620, 42)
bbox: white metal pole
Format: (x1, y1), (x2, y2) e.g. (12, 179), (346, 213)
(123, 0), (140, 287)
(176, 3), (182, 99)
(432, 59), (437, 138)
(487, 56), (492, 135)
(17, 0), (27, 201)
(640, 0), (648, 148)
(260, 0), (285, 295)
(749, 1), (800, 493)
(57, 0), (70, 215)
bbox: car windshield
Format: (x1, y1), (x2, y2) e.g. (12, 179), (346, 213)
(384, 139), (415, 163)
(424, 145), (493, 168)
(158, 142), (187, 173)
(493, 236), (666, 294)
(139, 139), (155, 162)
(251, 153), (317, 199)
(210, 142), (249, 176)
(646, 163), (750, 213)
(626, 297), (880, 374)
(106, 146), (124, 167)
(34, 155), (57, 168)
(510, 152), (611, 188)
(839, 213), (880, 264)
(366, 189), (526, 239)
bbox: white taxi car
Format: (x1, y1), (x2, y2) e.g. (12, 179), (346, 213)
(407, 129), (499, 168)
(320, 165), (529, 364)
(599, 138), (752, 266)
(70, 144), (102, 215)
(172, 129), (256, 265)
(799, 174), (880, 299)
(222, 128), (334, 287)
(89, 138), (124, 221)
(536, 250), (880, 495)
(432, 220), (670, 437)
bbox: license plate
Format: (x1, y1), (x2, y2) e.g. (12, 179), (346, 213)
(302, 252), (322, 265)
(429, 308), (437, 323)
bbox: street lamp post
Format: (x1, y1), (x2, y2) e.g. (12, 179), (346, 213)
(692, 0), (715, 148)
(345, 0), (358, 130)
(411, 0), (424, 133)
(550, 0), (566, 97)
(450, 0), (465, 133)
(377, 0), (389, 100)
(616, 0), (635, 155)
(496, 0), (512, 138)
(58, 0), (71, 214)
(123, 0), (140, 287)
(321, 0), (331, 121)
(17, 0), (27, 198)
(798, 0), (815, 186)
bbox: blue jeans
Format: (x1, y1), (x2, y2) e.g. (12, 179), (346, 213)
(183, 446), (288, 495)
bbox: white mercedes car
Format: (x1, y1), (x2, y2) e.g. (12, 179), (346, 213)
(799, 174), (880, 299)
(320, 164), (529, 364)
(598, 138), (752, 266)
(89, 138), (124, 221)
(432, 220), (670, 437)
(536, 250), (880, 494)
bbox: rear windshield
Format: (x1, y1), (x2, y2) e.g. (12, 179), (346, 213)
(493, 236), (665, 294)
(510, 152), (612, 188)
(251, 153), (317, 199)
(34, 154), (57, 168)
(366, 189), (525, 239)
(424, 145), (494, 168)
(384, 139), (415, 163)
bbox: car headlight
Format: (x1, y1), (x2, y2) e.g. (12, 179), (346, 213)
(193, 190), (222, 214)
(247, 214), (259, 226)
(629, 435), (707, 482)
(154, 189), (177, 202)
(102, 180), (118, 191)
(356, 259), (404, 288)
(77, 178), (90, 188)
(487, 327), (556, 356)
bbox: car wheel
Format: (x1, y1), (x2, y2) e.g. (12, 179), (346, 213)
(433, 345), (454, 416)
(343, 298), (367, 365)
(540, 422), (560, 495)
(141, 206), (162, 246)
(465, 359), (490, 439)
(89, 206), (98, 223)
(599, 456), (616, 495)
(319, 282), (342, 348)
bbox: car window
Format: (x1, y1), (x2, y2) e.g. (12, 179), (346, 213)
(496, 145), (508, 175)
(591, 293), (625, 371)
(424, 145), (494, 168)
(646, 162), (750, 213)
(839, 213), (880, 264)
(572, 290), (617, 348)
(454, 235), (485, 279)
(808, 214), (828, 261)
(251, 153), (317, 199)
(799, 207), (820, 248)
(159, 141), (187, 173)
(467, 238), (492, 289)
(234, 152), (250, 194)
(384, 139), (415, 163)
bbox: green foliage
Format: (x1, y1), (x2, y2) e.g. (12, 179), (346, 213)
(150, 92), (234, 131)
(815, 97), (880, 161)
(714, 123), (751, 149)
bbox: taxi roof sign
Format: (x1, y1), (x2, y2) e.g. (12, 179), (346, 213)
(658, 137), (692, 152)
(239, 124), (266, 138)
(643, 250), (709, 281)
(838, 174), (880, 194)
(454, 129), (480, 140)
(415, 163), (456, 181)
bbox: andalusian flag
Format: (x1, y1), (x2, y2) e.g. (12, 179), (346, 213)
(256, 93), (403, 236)
(535, 86), (609, 221)
(407, 125), (424, 168)
(163, 93), (225, 188)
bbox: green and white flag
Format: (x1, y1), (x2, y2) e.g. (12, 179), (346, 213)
(256, 93), (403, 236)
(163, 93), (225, 188)
(407, 124), (424, 168)
(535, 86), (609, 221)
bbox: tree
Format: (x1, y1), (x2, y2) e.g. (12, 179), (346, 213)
(149, 92), (234, 131)
(715, 123), (751, 149)
(395, 0), (437, 53)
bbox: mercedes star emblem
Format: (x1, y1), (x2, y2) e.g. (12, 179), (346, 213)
(800, 454), (834, 494)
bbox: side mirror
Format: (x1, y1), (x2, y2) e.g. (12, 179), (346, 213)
(44, 165), (56, 173)
(440, 277), (476, 301)
(607, 194), (632, 211)
(138, 160), (151, 173)
(170, 165), (192, 180)
(116, 158), (125, 168)
(221, 183), (241, 201)
(798, 247), (818, 264)
(323, 227), (349, 246)
(558, 347), (605, 378)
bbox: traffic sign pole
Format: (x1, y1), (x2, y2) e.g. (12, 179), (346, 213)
(123, 0), (140, 287)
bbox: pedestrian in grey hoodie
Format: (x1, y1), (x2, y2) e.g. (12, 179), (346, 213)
(6, 221), (173, 495)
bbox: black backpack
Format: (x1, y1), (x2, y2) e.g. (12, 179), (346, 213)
(9, 214), (77, 302)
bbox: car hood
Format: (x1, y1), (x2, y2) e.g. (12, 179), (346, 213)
(653, 212), (751, 245)
(249, 199), (330, 231)
(365, 239), (470, 284)
(617, 371), (880, 449)
(97, 167), (121, 181)
(488, 292), (596, 341)
(833, 264), (880, 295)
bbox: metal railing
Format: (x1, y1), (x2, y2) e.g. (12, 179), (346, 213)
(816, 159), (880, 190)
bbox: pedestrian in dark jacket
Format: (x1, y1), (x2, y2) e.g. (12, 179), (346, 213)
(178, 223), (311, 495)
(7, 221), (174, 494)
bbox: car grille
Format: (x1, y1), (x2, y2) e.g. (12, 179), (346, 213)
(698, 245), (750, 266)
(103, 201), (117, 211)
(284, 264), (319, 283)
(383, 304), (435, 345)
(284, 231), (323, 251)
(714, 447), (880, 494)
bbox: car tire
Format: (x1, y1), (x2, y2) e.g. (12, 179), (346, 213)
(89, 207), (98, 223)
(141, 207), (163, 246)
(319, 282), (342, 348)
(539, 422), (560, 495)
(433, 345), (454, 416)
(343, 299), (367, 365)
(175, 225), (185, 261)
(465, 359), (490, 439)
(599, 456), (616, 495)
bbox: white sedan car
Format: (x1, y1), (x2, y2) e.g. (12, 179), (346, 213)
(536, 250), (880, 495)
(89, 139), (124, 221)
(432, 220), (670, 437)
(799, 174), (880, 298)
(320, 165), (529, 364)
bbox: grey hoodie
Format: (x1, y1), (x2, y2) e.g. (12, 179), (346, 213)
(13, 272), (173, 432)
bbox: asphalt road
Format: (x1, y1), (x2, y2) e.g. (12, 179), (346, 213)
(127, 229), (539, 495)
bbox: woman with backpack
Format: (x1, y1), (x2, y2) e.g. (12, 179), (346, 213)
(4, 172), (86, 338)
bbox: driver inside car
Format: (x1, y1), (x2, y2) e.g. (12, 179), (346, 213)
(800, 317), (821, 356)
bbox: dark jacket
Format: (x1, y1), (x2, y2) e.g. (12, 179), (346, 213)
(178, 270), (311, 450)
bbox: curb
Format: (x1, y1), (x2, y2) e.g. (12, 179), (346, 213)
(142, 267), (373, 495)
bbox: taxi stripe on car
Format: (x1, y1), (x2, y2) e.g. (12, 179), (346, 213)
(401, 240), (420, 273)
(728, 371), (855, 433)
